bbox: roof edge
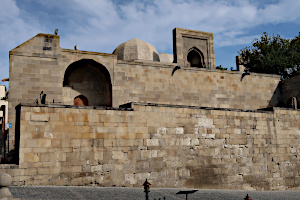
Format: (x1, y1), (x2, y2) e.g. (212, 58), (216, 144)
(10, 33), (60, 53)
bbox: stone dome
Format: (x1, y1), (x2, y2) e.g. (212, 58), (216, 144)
(113, 38), (160, 61)
(159, 53), (173, 63)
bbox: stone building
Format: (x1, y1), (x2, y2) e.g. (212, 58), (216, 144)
(0, 28), (299, 190)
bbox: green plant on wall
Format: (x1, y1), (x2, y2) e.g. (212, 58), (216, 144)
(216, 65), (228, 70)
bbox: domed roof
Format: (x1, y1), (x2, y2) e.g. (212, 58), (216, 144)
(159, 53), (173, 63)
(113, 38), (160, 61)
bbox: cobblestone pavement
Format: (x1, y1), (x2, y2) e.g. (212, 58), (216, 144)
(9, 186), (300, 200)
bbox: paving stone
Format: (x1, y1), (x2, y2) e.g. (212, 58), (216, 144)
(9, 186), (300, 200)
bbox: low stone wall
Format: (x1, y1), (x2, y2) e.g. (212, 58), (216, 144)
(113, 62), (281, 110)
(1, 104), (300, 190)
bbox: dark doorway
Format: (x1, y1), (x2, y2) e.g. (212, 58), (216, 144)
(187, 48), (205, 68)
(63, 59), (112, 107)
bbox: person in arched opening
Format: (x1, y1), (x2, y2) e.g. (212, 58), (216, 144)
(74, 95), (89, 106)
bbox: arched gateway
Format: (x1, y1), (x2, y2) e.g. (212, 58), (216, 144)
(63, 59), (112, 107)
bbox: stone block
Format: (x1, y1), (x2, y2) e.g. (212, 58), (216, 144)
(25, 139), (39, 148)
(227, 138), (247, 145)
(25, 153), (39, 162)
(141, 150), (151, 159)
(112, 151), (127, 160)
(179, 138), (191, 146)
(94, 151), (104, 160)
(77, 126), (90, 133)
(213, 119), (226, 128)
(88, 114), (99, 123)
(157, 127), (167, 134)
(145, 139), (159, 146)
(125, 174), (137, 184)
(30, 114), (49, 122)
(91, 165), (103, 172)
(44, 131), (54, 139)
(38, 139), (51, 148)
(191, 139), (200, 146)
(37, 167), (51, 175)
(51, 139), (61, 148)
(165, 127), (177, 134)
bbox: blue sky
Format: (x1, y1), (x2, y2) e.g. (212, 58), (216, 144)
(0, 0), (300, 89)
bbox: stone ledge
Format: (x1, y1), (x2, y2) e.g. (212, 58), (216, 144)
(127, 102), (277, 113)
(117, 59), (281, 78)
(18, 103), (134, 111)
(62, 48), (114, 57)
(18, 102), (297, 114)
(0, 165), (19, 170)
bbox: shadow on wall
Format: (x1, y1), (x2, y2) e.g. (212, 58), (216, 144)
(153, 52), (160, 61)
(63, 59), (112, 107)
(268, 75), (300, 109)
(277, 75), (300, 108)
(267, 84), (283, 108)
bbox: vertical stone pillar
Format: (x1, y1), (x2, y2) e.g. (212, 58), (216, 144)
(236, 56), (246, 72)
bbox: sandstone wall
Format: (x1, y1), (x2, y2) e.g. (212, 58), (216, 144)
(9, 33), (281, 114)
(1, 104), (299, 190)
(8, 33), (282, 154)
(113, 61), (281, 110)
(8, 33), (115, 150)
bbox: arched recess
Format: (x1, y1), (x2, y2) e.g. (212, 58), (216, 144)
(187, 47), (206, 68)
(63, 59), (112, 107)
(286, 96), (299, 109)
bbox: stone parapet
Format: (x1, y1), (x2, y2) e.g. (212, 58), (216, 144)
(3, 104), (299, 190)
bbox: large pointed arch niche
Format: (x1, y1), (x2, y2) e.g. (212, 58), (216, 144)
(187, 47), (206, 68)
(63, 59), (112, 107)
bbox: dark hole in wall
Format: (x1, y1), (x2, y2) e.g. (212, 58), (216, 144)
(14, 104), (21, 165)
(63, 59), (112, 107)
(187, 48), (206, 68)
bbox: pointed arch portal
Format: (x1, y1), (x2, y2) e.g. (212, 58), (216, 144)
(187, 47), (206, 68)
(63, 59), (112, 107)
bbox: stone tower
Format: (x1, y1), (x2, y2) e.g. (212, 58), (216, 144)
(173, 28), (215, 69)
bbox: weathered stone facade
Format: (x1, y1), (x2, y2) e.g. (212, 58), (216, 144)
(1, 28), (299, 190)
(1, 104), (300, 190)
(7, 31), (282, 149)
